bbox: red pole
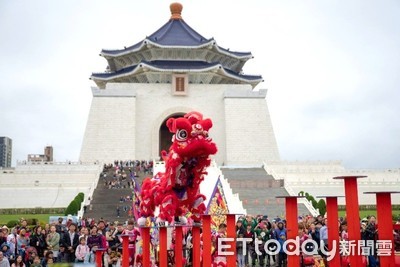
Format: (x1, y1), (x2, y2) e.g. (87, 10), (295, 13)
(326, 197), (341, 267)
(95, 248), (105, 267)
(226, 214), (236, 266)
(192, 225), (201, 267)
(159, 226), (168, 267)
(376, 193), (395, 266)
(142, 227), (151, 267)
(121, 235), (130, 267)
(364, 192), (400, 267)
(334, 176), (365, 267)
(202, 215), (212, 267)
(174, 225), (183, 267)
(285, 197), (300, 267)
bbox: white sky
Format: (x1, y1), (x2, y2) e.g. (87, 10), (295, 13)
(1, 0), (399, 169)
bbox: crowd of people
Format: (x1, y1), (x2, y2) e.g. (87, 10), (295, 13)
(0, 217), (134, 267)
(101, 160), (153, 190)
(0, 214), (399, 267)
(231, 214), (400, 267)
(1, 162), (399, 267)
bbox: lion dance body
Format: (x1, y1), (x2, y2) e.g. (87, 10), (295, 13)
(138, 111), (217, 225)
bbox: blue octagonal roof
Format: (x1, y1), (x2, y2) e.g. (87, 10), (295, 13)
(101, 5), (252, 58)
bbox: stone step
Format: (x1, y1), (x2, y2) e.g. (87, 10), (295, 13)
(221, 167), (311, 217)
(83, 167), (148, 222)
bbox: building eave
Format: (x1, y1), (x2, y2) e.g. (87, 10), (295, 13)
(101, 39), (252, 60)
(91, 60), (262, 89)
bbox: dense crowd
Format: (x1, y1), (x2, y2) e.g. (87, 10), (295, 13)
(0, 218), (131, 267)
(1, 161), (399, 267)
(232, 214), (400, 267)
(0, 214), (399, 267)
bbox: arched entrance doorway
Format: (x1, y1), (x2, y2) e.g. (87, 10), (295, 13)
(159, 113), (185, 156)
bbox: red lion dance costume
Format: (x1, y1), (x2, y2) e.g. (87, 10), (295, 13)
(138, 111), (217, 225)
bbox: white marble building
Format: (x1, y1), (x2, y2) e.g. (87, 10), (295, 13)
(79, 3), (280, 167)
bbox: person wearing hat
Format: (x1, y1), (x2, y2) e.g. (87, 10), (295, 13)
(0, 243), (12, 261)
(254, 222), (270, 266)
(273, 221), (287, 267)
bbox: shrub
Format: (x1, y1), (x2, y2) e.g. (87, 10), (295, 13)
(64, 192), (85, 216)
(311, 199), (318, 209)
(77, 192), (84, 203)
(64, 200), (79, 216)
(317, 199), (326, 216)
(6, 220), (19, 228)
(26, 218), (39, 226)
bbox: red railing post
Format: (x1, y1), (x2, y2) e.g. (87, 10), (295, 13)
(95, 248), (106, 267)
(364, 191), (400, 267)
(226, 214), (236, 266)
(316, 195), (342, 266)
(202, 215), (212, 267)
(141, 227), (151, 267)
(276, 196), (303, 267)
(333, 175), (366, 267)
(174, 225), (183, 267)
(120, 235), (130, 267)
(192, 225), (201, 267)
(159, 226), (168, 267)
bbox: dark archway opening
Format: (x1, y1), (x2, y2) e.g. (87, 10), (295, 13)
(159, 113), (185, 157)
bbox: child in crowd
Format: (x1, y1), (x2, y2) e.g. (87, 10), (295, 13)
(56, 245), (68, 263)
(29, 256), (42, 267)
(75, 237), (90, 263)
(41, 251), (53, 267)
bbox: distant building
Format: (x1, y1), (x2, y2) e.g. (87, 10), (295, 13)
(0, 137), (12, 168)
(28, 145), (53, 163)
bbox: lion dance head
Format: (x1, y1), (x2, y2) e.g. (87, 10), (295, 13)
(139, 111), (218, 225)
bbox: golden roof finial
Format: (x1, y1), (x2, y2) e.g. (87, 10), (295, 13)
(170, 2), (183, 20)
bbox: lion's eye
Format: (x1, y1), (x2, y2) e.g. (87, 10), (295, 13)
(176, 129), (188, 141)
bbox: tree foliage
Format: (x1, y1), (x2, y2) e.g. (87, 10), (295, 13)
(64, 192), (85, 215)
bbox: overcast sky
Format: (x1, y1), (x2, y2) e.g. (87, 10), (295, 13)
(1, 0), (399, 169)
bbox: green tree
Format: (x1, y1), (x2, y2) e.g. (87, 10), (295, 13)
(317, 199), (326, 216)
(77, 192), (84, 203)
(64, 199), (80, 215)
(311, 199), (318, 209)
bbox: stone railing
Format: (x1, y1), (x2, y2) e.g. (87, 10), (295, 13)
(16, 160), (101, 166)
